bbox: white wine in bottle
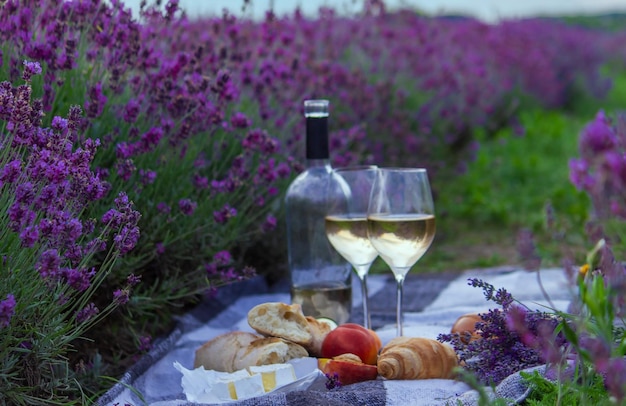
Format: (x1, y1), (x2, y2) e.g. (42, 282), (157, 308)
(284, 99), (352, 324)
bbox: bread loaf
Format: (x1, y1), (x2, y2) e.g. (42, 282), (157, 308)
(303, 316), (332, 357)
(247, 302), (332, 356)
(194, 331), (308, 372)
(377, 337), (458, 380)
(247, 302), (312, 346)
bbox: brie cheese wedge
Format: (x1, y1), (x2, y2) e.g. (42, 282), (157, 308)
(248, 363), (297, 392)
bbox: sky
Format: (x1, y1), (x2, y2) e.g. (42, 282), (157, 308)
(120, 0), (626, 22)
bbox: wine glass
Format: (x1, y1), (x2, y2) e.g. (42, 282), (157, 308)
(325, 166), (379, 329)
(367, 168), (436, 336)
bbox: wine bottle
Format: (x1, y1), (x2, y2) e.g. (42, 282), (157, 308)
(285, 99), (352, 325)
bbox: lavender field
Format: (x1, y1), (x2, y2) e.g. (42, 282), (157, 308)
(1, 0), (626, 403)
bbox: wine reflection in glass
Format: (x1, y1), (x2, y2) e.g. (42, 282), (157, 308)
(325, 166), (379, 329)
(367, 168), (436, 337)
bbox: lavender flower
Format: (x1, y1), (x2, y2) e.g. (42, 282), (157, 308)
(213, 250), (232, 266)
(325, 372), (342, 390)
(178, 198), (197, 216)
(113, 288), (130, 305)
(21, 60), (42, 82)
(138, 335), (152, 352)
(75, 303), (99, 323)
(262, 214), (277, 232)
(63, 267), (95, 292)
(0, 294), (16, 328)
(578, 111), (617, 156)
(213, 204), (237, 224)
(439, 279), (566, 384)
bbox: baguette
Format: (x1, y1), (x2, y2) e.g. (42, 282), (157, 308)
(377, 337), (458, 380)
(247, 302), (333, 357)
(194, 331), (308, 372)
(247, 302), (312, 346)
(304, 316), (332, 357)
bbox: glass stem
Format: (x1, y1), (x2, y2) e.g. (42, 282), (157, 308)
(360, 274), (370, 330)
(395, 275), (405, 337)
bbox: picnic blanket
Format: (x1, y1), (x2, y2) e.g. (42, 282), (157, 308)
(97, 266), (574, 406)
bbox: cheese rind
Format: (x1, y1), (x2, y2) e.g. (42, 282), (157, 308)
(248, 363), (297, 391)
(231, 373), (265, 399)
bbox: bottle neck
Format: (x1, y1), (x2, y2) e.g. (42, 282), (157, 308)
(305, 158), (331, 169)
(306, 116), (329, 160)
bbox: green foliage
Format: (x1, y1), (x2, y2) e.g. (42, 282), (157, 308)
(437, 108), (590, 231)
(522, 370), (612, 406)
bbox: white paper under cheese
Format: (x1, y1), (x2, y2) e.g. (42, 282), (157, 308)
(248, 364), (297, 391)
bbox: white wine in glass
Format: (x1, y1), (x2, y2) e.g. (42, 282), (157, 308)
(325, 166), (378, 328)
(367, 168), (435, 336)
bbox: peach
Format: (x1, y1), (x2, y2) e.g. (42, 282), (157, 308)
(318, 357), (379, 386)
(368, 328), (382, 352)
(451, 313), (483, 343)
(320, 323), (380, 365)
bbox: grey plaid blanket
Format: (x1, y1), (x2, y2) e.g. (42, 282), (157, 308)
(97, 266), (572, 406)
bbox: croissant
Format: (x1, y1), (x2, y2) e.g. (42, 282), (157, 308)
(377, 337), (458, 380)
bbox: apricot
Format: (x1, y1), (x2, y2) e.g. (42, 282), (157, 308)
(320, 323), (380, 365)
(368, 328), (382, 352)
(318, 356), (379, 386)
(451, 313), (483, 343)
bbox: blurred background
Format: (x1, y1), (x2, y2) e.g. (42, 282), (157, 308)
(121, 0), (626, 21)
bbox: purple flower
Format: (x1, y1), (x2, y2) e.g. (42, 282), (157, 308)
(213, 204), (237, 224)
(114, 225), (140, 255)
(242, 129), (279, 154)
(138, 335), (152, 352)
(116, 158), (136, 181)
(127, 274), (141, 286)
(579, 111), (617, 155)
(35, 183), (59, 209)
(37, 249), (62, 279)
(568, 158), (595, 191)
(63, 218), (83, 243)
(439, 279), (565, 384)
(213, 250), (232, 266)
(123, 98), (142, 122)
(178, 198), (197, 216)
(1, 160), (22, 183)
(262, 214), (277, 232)
(75, 303), (99, 323)
(15, 181), (35, 205)
(51, 116), (68, 132)
(157, 202), (171, 214)
(63, 267), (95, 291)
(139, 127), (163, 151)
(116, 142), (135, 159)
(140, 169), (157, 185)
(84, 82), (107, 118)
(155, 242), (165, 255)
(230, 112), (251, 129)
(22, 60), (42, 82)
(192, 174), (209, 189)
(0, 294), (16, 328)
(102, 192), (141, 234)
(599, 357), (626, 401)
(276, 162), (291, 178)
(19, 225), (39, 247)
(113, 288), (130, 305)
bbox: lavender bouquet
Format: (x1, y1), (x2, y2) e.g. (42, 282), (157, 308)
(440, 110), (626, 403)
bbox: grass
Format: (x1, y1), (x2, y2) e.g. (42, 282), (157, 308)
(379, 70), (626, 275)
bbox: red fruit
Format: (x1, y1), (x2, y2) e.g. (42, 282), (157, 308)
(318, 357), (379, 386)
(321, 323), (380, 365)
